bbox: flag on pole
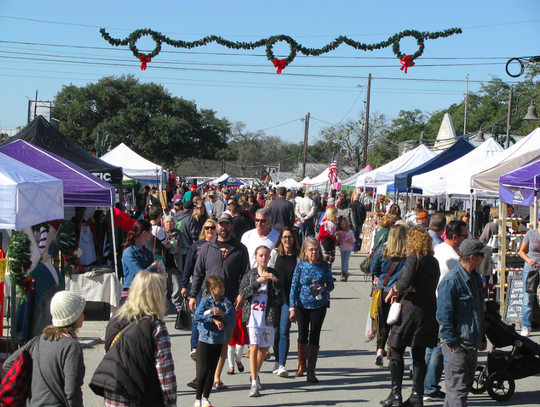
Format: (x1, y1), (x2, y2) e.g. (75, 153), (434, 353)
(328, 153), (338, 186)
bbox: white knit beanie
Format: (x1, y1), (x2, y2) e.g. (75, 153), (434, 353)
(50, 291), (86, 327)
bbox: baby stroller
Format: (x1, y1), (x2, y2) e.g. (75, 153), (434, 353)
(472, 300), (540, 401)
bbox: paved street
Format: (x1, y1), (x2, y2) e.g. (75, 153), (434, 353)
(74, 252), (538, 406)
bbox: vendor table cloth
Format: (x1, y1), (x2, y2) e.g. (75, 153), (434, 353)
(65, 273), (121, 315)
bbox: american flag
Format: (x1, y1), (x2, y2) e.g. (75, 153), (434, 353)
(328, 153), (338, 186)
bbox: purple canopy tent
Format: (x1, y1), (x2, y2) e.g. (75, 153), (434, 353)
(499, 159), (540, 206)
(0, 140), (119, 274)
(0, 140), (114, 207)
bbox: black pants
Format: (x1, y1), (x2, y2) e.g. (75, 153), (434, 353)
(390, 345), (426, 364)
(295, 305), (327, 346)
(196, 341), (222, 399)
(377, 294), (392, 350)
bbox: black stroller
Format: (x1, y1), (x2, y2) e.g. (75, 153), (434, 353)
(472, 301), (540, 401)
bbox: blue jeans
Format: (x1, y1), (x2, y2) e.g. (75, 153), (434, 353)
(340, 250), (352, 274)
(190, 291), (202, 350)
(273, 303), (292, 366)
(522, 269), (536, 329)
(303, 218), (315, 238)
(353, 225), (362, 251)
(424, 341), (444, 394)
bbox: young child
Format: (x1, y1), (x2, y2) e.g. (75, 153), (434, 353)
(226, 308), (248, 375)
(336, 217), (356, 282)
(239, 246), (282, 397)
(193, 276), (234, 407)
(318, 207), (338, 265)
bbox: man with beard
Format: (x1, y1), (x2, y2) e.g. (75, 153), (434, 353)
(189, 213), (250, 390)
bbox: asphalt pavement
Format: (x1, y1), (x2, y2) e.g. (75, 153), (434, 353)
(75, 251), (539, 407)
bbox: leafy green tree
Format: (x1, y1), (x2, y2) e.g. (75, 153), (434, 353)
(52, 75), (230, 167)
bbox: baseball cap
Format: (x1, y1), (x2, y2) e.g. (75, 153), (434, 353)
(459, 239), (490, 257)
(416, 212), (428, 220)
(217, 213), (232, 224)
(190, 184), (197, 189)
(174, 199), (182, 206)
(183, 200), (194, 210)
(208, 191), (217, 198)
(223, 188), (231, 194)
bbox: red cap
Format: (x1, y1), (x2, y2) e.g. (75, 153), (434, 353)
(190, 184), (197, 189)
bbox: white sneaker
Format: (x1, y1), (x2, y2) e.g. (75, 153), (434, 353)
(521, 327), (530, 337)
(272, 362), (280, 374)
(190, 349), (197, 361)
(248, 384), (260, 397)
(277, 365), (289, 377)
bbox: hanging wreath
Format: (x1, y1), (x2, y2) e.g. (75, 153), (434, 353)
(7, 232), (34, 301)
(100, 28), (462, 73)
(58, 220), (82, 276)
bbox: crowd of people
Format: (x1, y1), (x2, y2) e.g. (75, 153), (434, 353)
(4, 181), (538, 407)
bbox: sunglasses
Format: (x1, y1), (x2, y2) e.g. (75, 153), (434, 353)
(83, 308), (88, 315)
(204, 226), (216, 230)
(255, 218), (268, 223)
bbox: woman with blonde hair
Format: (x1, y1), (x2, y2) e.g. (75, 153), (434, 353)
(370, 225), (408, 366)
(380, 227), (440, 407)
(90, 271), (177, 407)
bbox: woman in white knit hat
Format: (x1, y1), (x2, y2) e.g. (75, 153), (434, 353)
(3, 290), (87, 407)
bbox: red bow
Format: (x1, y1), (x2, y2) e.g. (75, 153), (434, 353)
(273, 58), (286, 74)
(139, 56), (151, 70)
(400, 54), (415, 74)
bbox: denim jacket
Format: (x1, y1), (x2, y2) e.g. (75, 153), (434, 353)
(121, 245), (155, 289)
(193, 295), (234, 345)
(436, 261), (485, 350)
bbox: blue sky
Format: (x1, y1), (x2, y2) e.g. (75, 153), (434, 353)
(1, 0), (539, 145)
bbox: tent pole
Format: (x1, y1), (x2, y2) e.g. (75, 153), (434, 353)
(471, 194), (476, 236)
(110, 206), (119, 279)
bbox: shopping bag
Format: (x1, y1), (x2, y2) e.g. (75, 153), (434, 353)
(525, 269), (539, 294)
(175, 298), (193, 331)
(359, 252), (374, 275)
(365, 313), (375, 341)
(0, 350), (32, 407)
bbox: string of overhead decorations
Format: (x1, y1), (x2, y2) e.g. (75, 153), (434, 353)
(99, 27), (462, 74)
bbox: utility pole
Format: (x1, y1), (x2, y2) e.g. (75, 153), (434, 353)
(302, 112), (310, 179)
(221, 159), (225, 174)
(362, 73), (371, 167)
(506, 85), (514, 149)
(464, 74), (469, 135)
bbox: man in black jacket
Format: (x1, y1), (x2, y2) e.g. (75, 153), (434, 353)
(349, 193), (367, 252)
(189, 213), (250, 389)
(269, 186), (294, 233)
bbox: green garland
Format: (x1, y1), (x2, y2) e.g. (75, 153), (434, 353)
(58, 220), (79, 277)
(100, 28), (462, 72)
(7, 232), (33, 301)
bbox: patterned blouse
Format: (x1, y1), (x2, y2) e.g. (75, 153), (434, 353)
(289, 261), (334, 309)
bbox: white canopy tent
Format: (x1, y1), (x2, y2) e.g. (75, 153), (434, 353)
(446, 127), (540, 196)
(411, 138), (503, 195)
(101, 143), (166, 183)
(300, 167), (340, 191)
(341, 168), (371, 186)
(0, 152), (64, 230)
(275, 178), (301, 189)
(356, 144), (436, 188)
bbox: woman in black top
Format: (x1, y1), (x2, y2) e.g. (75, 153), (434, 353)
(268, 226), (301, 378)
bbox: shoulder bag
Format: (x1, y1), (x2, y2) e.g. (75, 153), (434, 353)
(369, 261), (397, 319)
(359, 230), (389, 275)
(387, 253), (419, 325)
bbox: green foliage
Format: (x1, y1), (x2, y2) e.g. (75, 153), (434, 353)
(52, 75), (230, 167)
(7, 232), (33, 300)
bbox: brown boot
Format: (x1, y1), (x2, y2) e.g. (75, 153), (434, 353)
(343, 272), (349, 282)
(295, 343), (308, 377)
(307, 344), (320, 383)
(340, 272), (345, 281)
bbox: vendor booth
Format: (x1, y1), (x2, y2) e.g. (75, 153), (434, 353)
(2, 115), (123, 185)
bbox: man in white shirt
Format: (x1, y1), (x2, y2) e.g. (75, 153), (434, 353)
(295, 190), (316, 238)
(241, 208), (280, 268)
(424, 220), (468, 402)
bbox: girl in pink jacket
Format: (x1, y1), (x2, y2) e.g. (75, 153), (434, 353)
(336, 217), (355, 282)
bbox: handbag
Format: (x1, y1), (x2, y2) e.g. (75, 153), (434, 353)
(387, 253), (419, 325)
(525, 268), (539, 294)
(0, 350), (32, 407)
(175, 297), (193, 331)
